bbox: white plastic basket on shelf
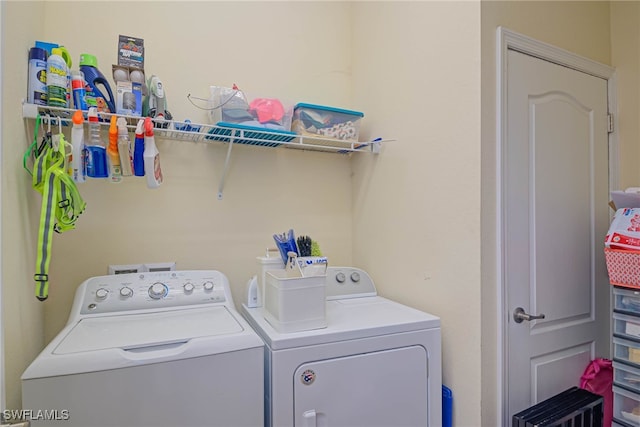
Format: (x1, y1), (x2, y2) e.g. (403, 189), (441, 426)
(207, 86), (293, 132)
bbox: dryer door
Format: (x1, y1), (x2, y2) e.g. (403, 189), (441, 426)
(294, 346), (428, 427)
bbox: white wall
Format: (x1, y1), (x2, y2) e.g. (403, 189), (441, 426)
(611, 1), (640, 189)
(2, 1), (46, 412)
(351, 2), (482, 424)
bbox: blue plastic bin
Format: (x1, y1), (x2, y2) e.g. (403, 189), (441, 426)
(443, 385), (453, 427)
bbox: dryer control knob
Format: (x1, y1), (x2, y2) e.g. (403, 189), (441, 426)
(350, 272), (361, 283)
(95, 288), (109, 301)
(335, 272), (346, 284)
(183, 283), (195, 294)
(203, 281), (214, 292)
(120, 287), (134, 298)
(148, 282), (168, 300)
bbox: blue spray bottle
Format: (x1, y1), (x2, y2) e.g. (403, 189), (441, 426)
(133, 119), (145, 176)
(85, 107), (109, 178)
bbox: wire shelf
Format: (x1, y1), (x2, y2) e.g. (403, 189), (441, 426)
(22, 103), (389, 154)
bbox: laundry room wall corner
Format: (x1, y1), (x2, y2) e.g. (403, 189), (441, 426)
(610, 1), (640, 189)
(351, 2), (482, 425)
(1, 0), (47, 412)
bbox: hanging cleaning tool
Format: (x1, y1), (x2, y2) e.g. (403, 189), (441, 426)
(71, 110), (85, 183)
(27, 116), (86, 300)
(85, 107), (108, 178)
(143, 117), (163, 189)
(107, 115), (123, 183)
(133, 118), (145, 176)
(117, 117), (133, 176)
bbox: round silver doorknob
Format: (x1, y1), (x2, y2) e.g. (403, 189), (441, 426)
(513, 307), (546, 323)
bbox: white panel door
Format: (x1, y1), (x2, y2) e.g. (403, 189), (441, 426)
(293, 346), (428, 427)
(505, 49), (610, 417)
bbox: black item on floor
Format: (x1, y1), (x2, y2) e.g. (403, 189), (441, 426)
(512, 386), (604, 427)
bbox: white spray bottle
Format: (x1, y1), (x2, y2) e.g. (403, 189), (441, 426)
(143, 117), (163, 189)
(71, 110), (85, 183)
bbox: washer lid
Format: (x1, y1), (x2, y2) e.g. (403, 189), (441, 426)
(54, 306), (242, 354)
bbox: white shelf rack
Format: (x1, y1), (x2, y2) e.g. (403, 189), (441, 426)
(22, 102), (390, 198)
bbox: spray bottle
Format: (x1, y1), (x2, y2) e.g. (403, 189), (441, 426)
(143, 117), (163, 189)
(133, 119), (145, 177)
(85, 107), (108, 178)
(107, 116), (123, 183)
(117, 118), (133, 176)
(71, 110), (85, 183)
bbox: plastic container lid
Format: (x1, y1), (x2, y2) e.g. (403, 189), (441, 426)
(79, 53), (98, 68)
(51, 47), (64, 58)
(294, 103), (364, 118)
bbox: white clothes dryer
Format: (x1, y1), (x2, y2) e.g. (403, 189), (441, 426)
(22, 270), (264, 427)
(242, 267), (442, 427)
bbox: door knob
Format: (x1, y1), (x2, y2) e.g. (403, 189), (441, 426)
(513, 307), (546, 323)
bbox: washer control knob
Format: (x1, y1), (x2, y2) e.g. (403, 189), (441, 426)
(336, 272), (346, 284)
(120, 287), (134, 298)
(148, 282), (168, 300)
(203, 281), (214, 292)
(350, 272), (361, 283)
(95, 288), (109, 301)
(183, 283), (195, 294)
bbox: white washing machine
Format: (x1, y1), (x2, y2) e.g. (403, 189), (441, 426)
(22, 270), (264, 427)
(242, 267), (442, 427)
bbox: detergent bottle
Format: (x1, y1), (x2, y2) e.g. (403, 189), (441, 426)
(46, 48), (68, 107)
(79, 53), (115, 113)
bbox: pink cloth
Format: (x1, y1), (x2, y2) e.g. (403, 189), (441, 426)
(580, 358), (612, 426)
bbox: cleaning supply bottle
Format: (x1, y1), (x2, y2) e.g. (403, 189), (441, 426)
(79, 53), (115, 113)
(71, 110), (85, 183)
(85, 107), (108, 178)
(133, 119), (145, 177)
(46, 48), (68, 107)
(143, 117), (163, 189)
(71, 70), (87, 110)
(107, 116), (123, 183)
(117, 118), (133, 177)
(28, 47), (48, 105)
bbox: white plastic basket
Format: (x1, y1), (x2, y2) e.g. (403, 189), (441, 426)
(263, 270), (326, 333)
